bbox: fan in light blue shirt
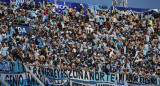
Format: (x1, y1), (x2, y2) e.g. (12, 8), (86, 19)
(1, 47), (9, 57)
(38, 40), (42, 48)
(158, 43), (160, 50)
(147, 26), (154, 36)
(141, 14), (144, 20)
(62, 9), (68, 14)
(0, 34), (2, 42)
(145, 35), (149, 42)
(96, 16), (100, 23)
(98, 63), (102, 72)
(10, 28), (15, 36)
(147, 14), (152, 21)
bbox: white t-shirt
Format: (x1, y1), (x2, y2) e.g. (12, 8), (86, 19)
(72, 48), (76, 53)
(109, 51), (113, 57)
(52, 7), (56, 13)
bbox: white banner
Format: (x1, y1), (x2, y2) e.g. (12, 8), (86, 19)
(70, 80), (96, 86)
(0, 72), (26, 86)
(117, 73), (157, 85)
(97, 83), (115, 86)
(27, 66), (69, 85)
(0, 72), (68, 85)
(27, 65), (116, 83)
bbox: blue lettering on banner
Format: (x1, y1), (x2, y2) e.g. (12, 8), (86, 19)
(9, 62), (24, 73)
(15, 25), (30, 34)
(0, 62), (9, 71)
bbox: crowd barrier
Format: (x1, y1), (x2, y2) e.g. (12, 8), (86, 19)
(0, 62), (159, 86)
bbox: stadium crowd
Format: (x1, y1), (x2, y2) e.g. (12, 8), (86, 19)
(0, 1), (160, 78)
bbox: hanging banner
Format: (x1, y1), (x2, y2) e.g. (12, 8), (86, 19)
(0, 64), (160, 86)
(0, 72), (68, 86)
(27, 65), (69, 85)
(70, 79), (96, 86)
(97, 83), (115, 86)
(115, 80), (128, 86)
(115, 6), (150, 13)
(0, 0), (10, 5)
(9, 62), (24, 73)
(27, 65), (116, 83)
(117, 73), (157, 85)
(26, 72), (69, 86)
(108, 6), (151, 16)
(0, 62), (9, 71)
(0, 72), (26, 86)
(0, 62), (24, 73)
(15, 25), (30, 34)
(35, 0), (43, 4)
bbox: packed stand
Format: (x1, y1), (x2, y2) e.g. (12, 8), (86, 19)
(0, 1), (160, 78)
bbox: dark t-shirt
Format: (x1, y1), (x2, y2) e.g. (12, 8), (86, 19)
(57, 22), (62, 30)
